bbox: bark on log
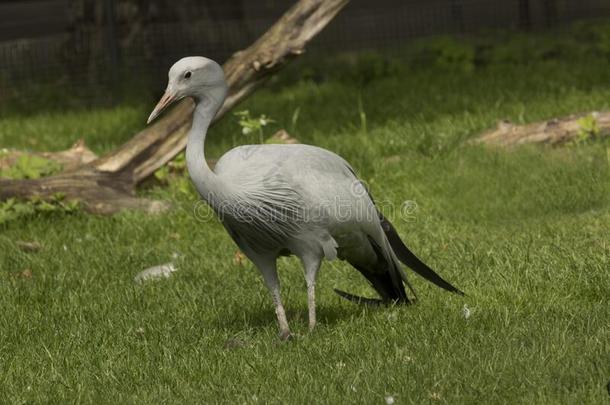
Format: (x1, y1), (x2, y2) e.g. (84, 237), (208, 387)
(0, 0), (350, 214)
(473, 111), (610, 147)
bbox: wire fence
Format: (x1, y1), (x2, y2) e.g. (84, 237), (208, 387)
(1, 0), (610, 109)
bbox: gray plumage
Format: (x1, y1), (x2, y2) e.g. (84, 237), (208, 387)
(148, 56), (463, 339)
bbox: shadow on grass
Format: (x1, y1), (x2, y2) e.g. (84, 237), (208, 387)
(213, 302), (364, 333)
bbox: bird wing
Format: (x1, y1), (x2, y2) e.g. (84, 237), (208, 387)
(214, 144), (380, 266)
(215, 143), (370, 228)
(213, 144), (322, 255)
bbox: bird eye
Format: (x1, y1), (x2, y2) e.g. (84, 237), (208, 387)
(184, 71), (192, 79)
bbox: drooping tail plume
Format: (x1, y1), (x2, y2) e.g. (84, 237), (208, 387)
(379, 213), (464, 295)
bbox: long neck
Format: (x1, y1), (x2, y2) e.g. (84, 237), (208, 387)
(186, 85), (227, 206)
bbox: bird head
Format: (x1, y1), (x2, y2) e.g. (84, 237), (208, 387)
(147, 56), (226, 124)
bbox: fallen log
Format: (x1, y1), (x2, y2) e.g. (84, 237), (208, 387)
(0, 0), (350, 214)
(472, 111), (610, 147)
(0, 139), (98, 173)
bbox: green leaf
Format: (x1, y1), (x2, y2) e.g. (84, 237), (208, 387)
(234, 110), (275, 143)
(154, 166), (170, 182)
(0, 154), (62, 179)
(36, 201), (57, 212)
(570, 114), (601, 146)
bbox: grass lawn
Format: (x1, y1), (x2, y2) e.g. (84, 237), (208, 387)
(1, 33), (609, 403)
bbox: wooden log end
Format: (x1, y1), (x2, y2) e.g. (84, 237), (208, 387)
(472, 111), (610, 148)
(85, 197), (171, 215)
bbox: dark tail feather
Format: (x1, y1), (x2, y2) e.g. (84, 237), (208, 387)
(333, 288), (412, 306)
(333, 289), (385, 306)
(380, 214), (464, 295)
(337, 235), (412, 305)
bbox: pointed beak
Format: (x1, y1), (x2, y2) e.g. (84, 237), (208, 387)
(147, 89), (177, 124)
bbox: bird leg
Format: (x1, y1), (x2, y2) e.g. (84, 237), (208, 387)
(301, 256), (321, 331)
(257, 259), (291, 340)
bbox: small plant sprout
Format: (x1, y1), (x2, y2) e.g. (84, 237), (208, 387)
(234, 110), (275, 144)
(291, 106), (301, 133)
(574, 113), (600, 144)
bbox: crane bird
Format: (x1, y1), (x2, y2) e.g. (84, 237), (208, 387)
(148, 57), (463, 340)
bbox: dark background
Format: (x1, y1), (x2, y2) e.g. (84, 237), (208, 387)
(1, 0), (610, 106)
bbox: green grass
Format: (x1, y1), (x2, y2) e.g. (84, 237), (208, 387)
(1, 36), (610, 403)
